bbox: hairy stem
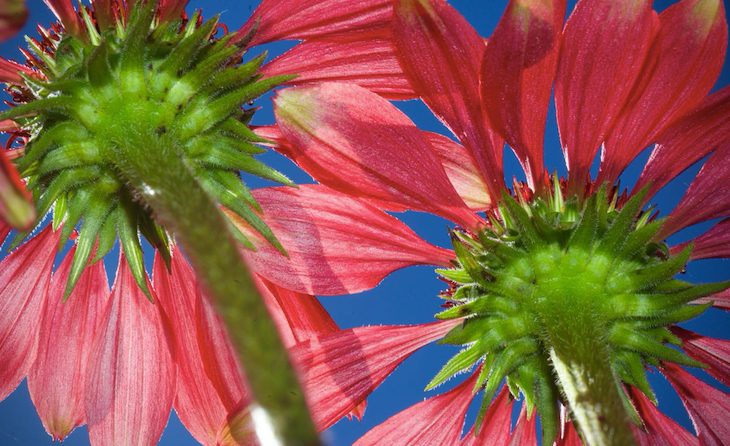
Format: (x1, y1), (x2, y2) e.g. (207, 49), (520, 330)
(110, 130), (320, 446)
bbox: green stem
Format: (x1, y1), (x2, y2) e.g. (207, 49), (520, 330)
(110, 130), (320, 446)
(540, 308), (636, 446)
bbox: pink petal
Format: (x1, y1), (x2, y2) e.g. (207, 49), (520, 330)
(600, 0), (728, 183)
(694, 289), (730, 310)
(0, 57), (34, 84)
(27, 249), (108, 440)
(240, 185), (454, 296)
(293, 320), (458, 431)
(238, 0), (392, 46)
(42, 0), (82, 37)
(461, 387), (513, 445)
(0, 0), (27, 40)
(671, 327), (730, 387)
(85, 255), (176, 446)
(557, 419), (583, 446)
(426, 132), (491, 210)
(353, 369), (478, 446)
(261, 38), (414, 100)
(630, 387), (698, 446)
(481, 0), (565, 190)
(0, 149), (35, 230)
(671, 218), (730, 260)
(509, 406), (537, 446)
(555, 0), (657, 190)
(0, 227), (57, 400)
(663, 362), (730, 446)
(392, 0), (505, 200)
(634, 86), (730, 200)
(660, 143), (730, 237)
(273, 83), (481, 229)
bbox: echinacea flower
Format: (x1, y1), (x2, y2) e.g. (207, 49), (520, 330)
(248, 0), (730, 444)
(0, 0), (400, 444)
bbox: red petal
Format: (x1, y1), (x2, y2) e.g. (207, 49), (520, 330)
(262, 38), (414, 100)
(600, 0), (728, 183)
(85, 256), (176, 446)
(481, 0), (565, 189)
(671, 327), (730, 387)
(273, 83), (481, 229)
(509, 406), (538, 446)
(241, 185), (453, 296)
(461, 387), (513, 445)
(557, 419), (583, 446)
(42, 0), (82, 37)
(392, 0), (504, 200)
(27, 249), (108, 440)
(0, 0), (27, 40)
(555, 0), (657, 190)
(672, 218), (730, 260)
(0, 58), (33, 84)
(660, 144), (730, 238)
(353, 369), (478, 446)
(426, 132), (491, 210)
(630, 387), (698, 446)
(634, 87), (730, 200)
(238, 0), (392, 46)
(0, 227), (57, 400)
(663, 362), (730, 446)
(294, 320), (458, 431)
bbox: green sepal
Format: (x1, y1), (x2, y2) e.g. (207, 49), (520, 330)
(219, 116), (270, 143)
(615, 351), (656, 405)
(568, 192), (598, 248)
(119, 0), (156, 83)
(64, 199), (111, 299)
(37, 142), (102, 175)
(535, 373), (559, 446)
(619, 219), (665, 259)
(425, 344), (482, 391)
(34, 169), (98, 221)
(629, 245), (692, 291)
(93, 211), (118, 263)
(435, 268), (472, 284)
(158, 16), (219, 77)
(598, 187), (649, 254)
(59, 189), (93, 246)
(500, 193), (541, 249)
(85, 41), (113, 88)
(138, 212), (172, 271)
(118, 208), (153, 301)
(204, 53), (267, 93)
(17, 121), (87, 172)
(0, 96), (72, 121)
(611, 326), (704, 368)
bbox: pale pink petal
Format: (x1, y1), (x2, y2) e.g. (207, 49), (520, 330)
(694, 289), (730, 310)
(0, 0), (27, 40)
(392, 0), (505, 200)
(630, 387), (698, 446)
(273, 83), (481, 229)
(353, 369), (477, 446)
(0, 227), (57, 400)
(460, 387), (513, 445)
(293, 320), (458, 431)
(600, 0), (728, 183)
(261, 38), (414, 100)
(509, 406), (537, 446)
(481, 0), (565, 189)
(426, 132), (491, 210)
(634, 87), (730, 199)
(27, 248), (108, 440)
(555, 0), (657, 190)
(663, 362), (730, 446)
(238, 0), (391, 46)
(239, 185), (453, 296)
(671, 327), (730, 387)
(85, 256), (176, 446)
(660, 143), (730, 237)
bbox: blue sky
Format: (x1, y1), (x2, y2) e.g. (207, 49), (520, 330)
(0, 1), (728, 445)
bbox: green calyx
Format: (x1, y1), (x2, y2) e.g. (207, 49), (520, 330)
(2, 4), (292, 298)
(434, 180), (727, 445)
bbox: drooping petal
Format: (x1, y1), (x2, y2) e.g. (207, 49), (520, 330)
(509, 406), (538, 446)
(240, 185), (454, 296)
(660, 144), (730, 238)
(273, 83), (481, 229)
(42, 0), (82, 37)
(27, 248), (108, 441)
(481, 0), (565, 189)
(0, 227), (57, 401)
(694, 289), (730, 310)
(555, 0), (657, 190)
(600, 0), (728, 183)
(671, 327), (730, 387)
(238, 0), (392, 46)
(630, 387), (698, 446)
(663, 362), (730, 446)
(671, 218), (730, 260)
(85, 256), (176, 446)
(353, 369), (478, 446)
(460, 387), (513, 445)
(0, 150), (35, 230)
(261, 38), (414, 100)
(426, 132), (492, 210)
(634, 86), (730, 199)
(293, 320), (458, 431)
(0, 58), (33, 84)
(0, 0), (26, 40)
(392, 0), (505, 200)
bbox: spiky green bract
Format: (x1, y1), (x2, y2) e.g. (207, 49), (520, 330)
(434, 184), (727, 446)
(2, 5), (292, 298)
